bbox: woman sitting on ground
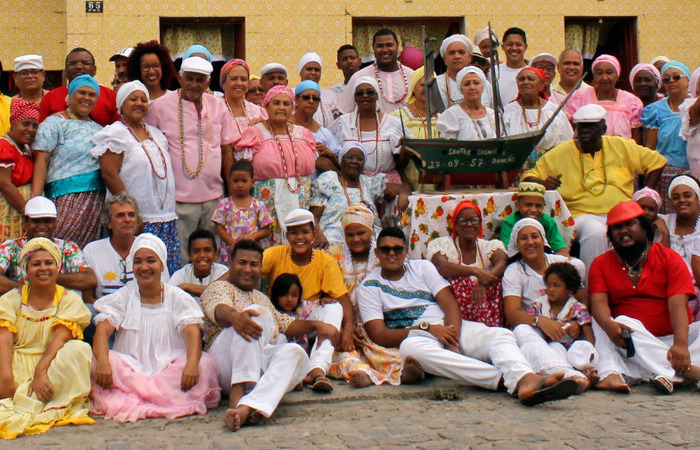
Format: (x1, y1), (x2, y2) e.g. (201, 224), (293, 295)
(0, 238), (93, 439)
(90, 233), (221, 422)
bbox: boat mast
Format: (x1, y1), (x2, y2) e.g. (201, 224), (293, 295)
(488, 22), (506, 137)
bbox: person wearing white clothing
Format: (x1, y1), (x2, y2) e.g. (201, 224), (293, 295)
(199, 240), (340, 431)
(357, 226), (577, 406)
(435, 34), (494, 110)
(496, 28), (529, 107)
(590, 201), (700, 394)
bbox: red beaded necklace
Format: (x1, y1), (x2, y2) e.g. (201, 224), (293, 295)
(266, 121), (301, 193)
(374, 63), (409, 104)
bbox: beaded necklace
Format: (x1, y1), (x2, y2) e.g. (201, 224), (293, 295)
(122, 121), (168, 209)
(178, 90), (209, 179)
(339, 174), (364, 205)
(265, 121), (301, 193)
(461, 104), (494, 140)
(444, 75), (461, 107)
(226, 98), (251, 136)
(355, 112), (381, 174)
(409, 103), (435, 138)
(520, 100), (542, 129)
(374, 63), (409, 104)
(67, 108), (93, 122)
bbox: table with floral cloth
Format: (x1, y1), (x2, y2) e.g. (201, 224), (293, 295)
(400, 190), (575, 259)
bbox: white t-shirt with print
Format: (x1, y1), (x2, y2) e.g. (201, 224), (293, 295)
(169, 262), (229, 300)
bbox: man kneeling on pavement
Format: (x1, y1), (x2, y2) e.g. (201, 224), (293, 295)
(356, 226), (578, 405)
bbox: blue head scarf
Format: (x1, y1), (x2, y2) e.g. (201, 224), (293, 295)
(294, 80), (321, 97)
(184, 44), (213, 63)
(661, 60), (691, 79)
(68, 74), (99, 98)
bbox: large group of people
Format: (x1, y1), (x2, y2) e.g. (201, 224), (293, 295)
(1, 24), (700, 440)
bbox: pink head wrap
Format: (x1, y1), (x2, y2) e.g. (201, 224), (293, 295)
(628, 63), (662, 89)
(262, 85), (296, 111)
(592, 54), (621, 76)
(690, 67), (700, 98)
(219, 59), (250, 90)
(631, 187), (662, 209)
(9, 97), (40, 125)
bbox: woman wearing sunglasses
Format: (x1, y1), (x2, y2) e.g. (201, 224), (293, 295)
(427, 200), (508, 327)
(642, 61), (692, 211)
(328, 76), (412, 185)
(292, 80), (341, 173)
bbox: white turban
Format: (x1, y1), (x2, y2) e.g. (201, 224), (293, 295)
(354, 75), (379, 93)
(506, 218), (550, 257)
(474, 27), (498, 46)
(129, 233), (168, 268)
(668, 175), (700, 201)
(297, 52), (323, 74)
(116, 80), (150, 114)
(456, 66), (487, 90)
(440, 35), (473, 58)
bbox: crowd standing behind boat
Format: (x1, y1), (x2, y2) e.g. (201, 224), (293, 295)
(2, 25), (700, 439)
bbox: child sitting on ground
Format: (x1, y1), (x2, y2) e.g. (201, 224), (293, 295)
(169, 229), (228, 301)
(632, 187), (670, 247)
(500, 182), (569, 256)
(270, 273), (314, 351)
(212, 160), (273, 264)
(528, 262), (598, 383)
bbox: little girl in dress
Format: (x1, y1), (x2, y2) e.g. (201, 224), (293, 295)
(212, 160), (273, 263)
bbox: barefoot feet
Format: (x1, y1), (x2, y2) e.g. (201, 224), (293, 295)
(348, 370), (372, 388)
(400, 356), (424, 385)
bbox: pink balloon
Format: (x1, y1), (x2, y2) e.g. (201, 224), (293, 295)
(400, 45), (424, 70)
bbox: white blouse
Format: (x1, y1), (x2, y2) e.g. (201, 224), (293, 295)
(503, 100), (574, 152)
(94, 282), (203, 376)
(436, 105), (498, 140)
(91, 121), (176, 223)
(426, 236), (505, 271)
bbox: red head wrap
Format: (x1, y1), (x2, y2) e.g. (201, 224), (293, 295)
(451, 200), (483, 238)
(9, 97), (40, 125)
(514, 67), (549, 101)
(219, 59), (250, 90)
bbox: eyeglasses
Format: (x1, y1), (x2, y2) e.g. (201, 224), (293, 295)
(354, 90), (377, 97)
(300, 94), (321, 102)
(66, 60), (94, 67)
(140, 64), (161, 72)
(456, 217), (481, 226)
(378, 245), (405, 255)
(18, 69), (42, 78)
(119, 259), (129, 284)
(663, 74), (686, 84)
(343, 154), (365, 162)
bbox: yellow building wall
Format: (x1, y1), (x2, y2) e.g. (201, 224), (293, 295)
(1, 0), (698, 88)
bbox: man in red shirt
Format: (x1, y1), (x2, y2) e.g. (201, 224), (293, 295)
(39, 47), (119, 127)
(589, 201), (700, 394)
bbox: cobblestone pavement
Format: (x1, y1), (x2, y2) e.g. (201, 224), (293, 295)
(4, 379), (700, 449)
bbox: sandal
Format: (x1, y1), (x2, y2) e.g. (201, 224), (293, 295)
(520, 379), (578, 406)
(650, 375), (674, 395)
(308, 375), (334, 393)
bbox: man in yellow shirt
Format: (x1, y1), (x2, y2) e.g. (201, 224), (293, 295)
(522, 104), (666, 268)
(262, 208), (353, 392)
(0, 93), (10, 135)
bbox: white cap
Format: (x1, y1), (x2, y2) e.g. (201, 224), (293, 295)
(24, 196), (57, 218)
(283, 208), (315, 227)
(573, 104), (607, 123)
(261, 63), (288, 77)
(109, 47), (133, 62)
(180, 57), (213, 76)
(530, 53), (558, 68)
(14, 54), (43, 72)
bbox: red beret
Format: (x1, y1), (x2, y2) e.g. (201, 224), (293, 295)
(607, 201), (645, 226)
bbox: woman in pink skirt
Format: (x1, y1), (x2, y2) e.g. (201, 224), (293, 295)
(90, 233), (220, 422)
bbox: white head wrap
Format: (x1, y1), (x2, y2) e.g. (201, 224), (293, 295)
(474, 27), (499, 46)
(507, 218), (550, 257)
(338, 140), (366, 162)
(439, 35), (473, 58)
(129, 233), (168, 268)
(354, 76), (380, 93)
(456, 66), (487, 90)
(668, 175), (700, 201)
(297, 52), (323, 74)
(180, 57), (213, 76)
(116, 80), (150, 114)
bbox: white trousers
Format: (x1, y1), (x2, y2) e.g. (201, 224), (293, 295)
(573, 213), (610, 270)
(594, 316), (700, 382)
(399, 320), (533, 394)
(209, 304), (310, 417)
(306, 303), (343, 373)
(513, 324), (593, 379)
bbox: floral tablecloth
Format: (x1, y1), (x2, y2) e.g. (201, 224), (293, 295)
(400, 190), (575, 259)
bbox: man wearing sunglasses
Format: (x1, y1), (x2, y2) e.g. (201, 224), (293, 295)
(357, 226), (578, 406)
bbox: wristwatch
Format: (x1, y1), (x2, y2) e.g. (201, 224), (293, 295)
(419, 321), (431, 331)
